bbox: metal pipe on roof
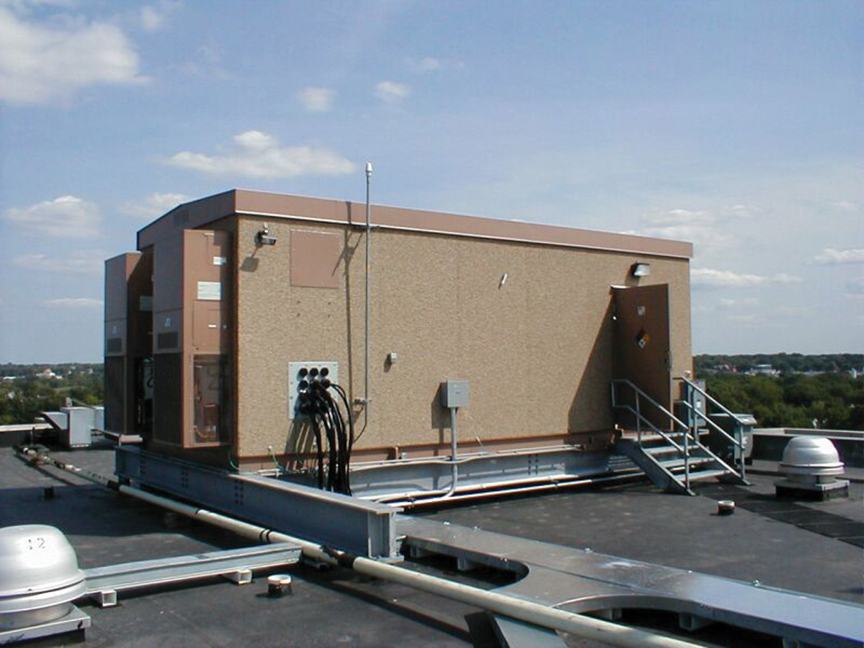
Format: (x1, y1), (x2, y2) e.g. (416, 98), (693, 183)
(21, 448), (699, 648)
(362, 162), (373, 413)
(118, 486), (698, 648)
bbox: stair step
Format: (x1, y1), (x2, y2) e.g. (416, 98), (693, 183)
(658, 457), (714, 470)
(684, 469), (729, 482)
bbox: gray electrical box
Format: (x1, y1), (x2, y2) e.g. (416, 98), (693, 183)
(441, 380), (469, 409)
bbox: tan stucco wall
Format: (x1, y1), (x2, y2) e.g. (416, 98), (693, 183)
(235, 217), (691, 460)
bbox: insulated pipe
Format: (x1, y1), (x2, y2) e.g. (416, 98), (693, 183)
(22, 449), (699, 648)
(384, 471), (642, 508)
(117, 487), (698, 648)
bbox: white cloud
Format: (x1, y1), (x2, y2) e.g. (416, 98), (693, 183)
(718, 297), (758, 309)
(14, 250), (105, 274)
(0, 6), (146, 105)
(692, 268), (802, 288)
(120, 192), (189, 220)
(829, 201), (857, 212)
(635, 208), (732, 255)
(140, 2), (180, 32)
(41, 297), (103, 309)
(298, 87), (335, 112)
(3, 195), (101, 238)
(405, 56), (463, 73)
(812, 248), (864, 265)
(166, 130), (356, 178)
(374, 80), (410, 104)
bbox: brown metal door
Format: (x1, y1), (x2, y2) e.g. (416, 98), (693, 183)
(613, 284), (672, 430)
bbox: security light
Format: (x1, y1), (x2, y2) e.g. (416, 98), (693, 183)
(631, 262), (651, 277)
(256, 224), (277, 247)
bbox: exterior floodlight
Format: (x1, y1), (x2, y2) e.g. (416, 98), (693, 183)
(631, 262), (651, 277)
(256, 224), (277, 247)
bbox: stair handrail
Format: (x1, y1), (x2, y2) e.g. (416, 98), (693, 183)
(612, 378), (746, 489)
(675, 377), (747, 424)
(615, 403), (686, 454)
(677, 400), (743, 449)
(675, 376), (746, 479)
(612, 379), (692, 432)
(611, 379), (694, 454)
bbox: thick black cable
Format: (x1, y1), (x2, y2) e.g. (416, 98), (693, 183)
(330, 383), (354, 494)
(308, 413), (325, 489)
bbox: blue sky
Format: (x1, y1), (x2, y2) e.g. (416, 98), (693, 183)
(0, 0), (862, 363)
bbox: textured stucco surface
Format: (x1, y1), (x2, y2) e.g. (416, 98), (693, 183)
(234, 217), (691, 461)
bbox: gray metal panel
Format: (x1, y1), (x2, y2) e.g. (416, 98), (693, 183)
(399, 516), (864, 648)
(84, 543), (300, 600)
(115, 447), (401, 560)
(491, 616), (567, 648)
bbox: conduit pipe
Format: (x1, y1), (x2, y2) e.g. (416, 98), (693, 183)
(444, 405), (459, 498)
(362, 161), (373, 410)
(20, 449), (699, 648)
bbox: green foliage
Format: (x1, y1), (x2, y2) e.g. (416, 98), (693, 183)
(0, 364), (103, 425)
(704, 373), (864, 431)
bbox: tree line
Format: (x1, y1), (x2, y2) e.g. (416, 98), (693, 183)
(700, 373), (863, 431)
(0, 364), (103, 426)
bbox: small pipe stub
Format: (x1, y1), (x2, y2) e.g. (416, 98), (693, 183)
(717, 500), (736, 516)
(267, 574), (292, 597)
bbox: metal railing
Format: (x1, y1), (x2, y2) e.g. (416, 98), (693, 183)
(611, 379), (744, 491)
(675, 377), (747, 479)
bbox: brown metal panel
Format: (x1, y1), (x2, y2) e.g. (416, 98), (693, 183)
(154, 234), (183, 315)
(137, 190), (235, 249)
(104, 252), (152, 436)
(192, 302), (227, 352)
(613, 284), (672, 430)
(232, 189), (693, 259)
(290, 230), (341, 288)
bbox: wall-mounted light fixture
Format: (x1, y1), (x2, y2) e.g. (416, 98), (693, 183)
(631, 262), (651, 278)
(256, 224), (277, 247)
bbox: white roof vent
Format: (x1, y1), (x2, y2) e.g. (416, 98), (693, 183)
(776, 436), (848, 500)
(0, 524), (87, 631)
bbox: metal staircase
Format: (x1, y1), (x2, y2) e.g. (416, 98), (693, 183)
(610, 378), (748, 495)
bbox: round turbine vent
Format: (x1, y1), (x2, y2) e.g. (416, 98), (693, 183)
(0, 525), (86, 631)
(779, 436), (844, 485)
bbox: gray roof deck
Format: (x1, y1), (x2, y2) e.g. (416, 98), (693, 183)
(1, 447), (861, 647)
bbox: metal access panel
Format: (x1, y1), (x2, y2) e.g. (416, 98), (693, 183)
(288, 361), (338, 418)
(613, 284), (672, 430)
(150, 229), (232, 450)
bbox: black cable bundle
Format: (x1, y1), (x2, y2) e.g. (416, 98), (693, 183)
(299, 379), (354, 495)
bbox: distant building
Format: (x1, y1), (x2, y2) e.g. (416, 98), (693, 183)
(749, 364), (778, 376)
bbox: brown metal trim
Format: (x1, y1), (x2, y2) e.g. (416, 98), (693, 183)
(138, 189), (693, 259)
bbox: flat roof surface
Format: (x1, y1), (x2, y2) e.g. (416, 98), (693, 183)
(1, 447), (861, 647)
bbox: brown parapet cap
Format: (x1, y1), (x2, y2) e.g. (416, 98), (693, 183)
(138, 188), (693, 259)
